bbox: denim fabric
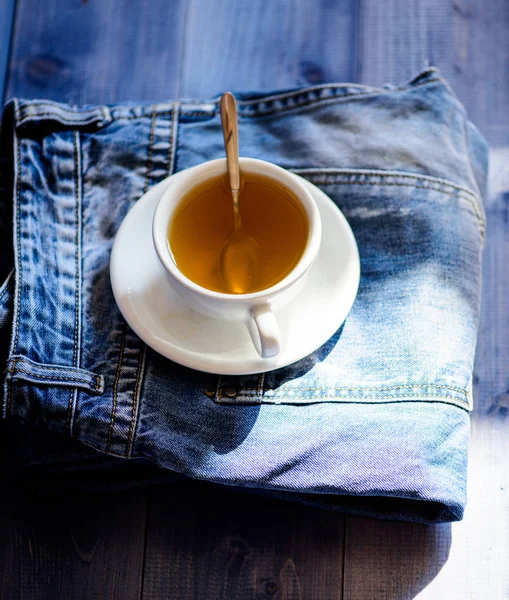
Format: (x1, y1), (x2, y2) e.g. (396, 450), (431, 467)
(0, 68), (488, 523)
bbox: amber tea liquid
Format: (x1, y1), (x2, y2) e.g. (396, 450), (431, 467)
(168, 172), (308, 294)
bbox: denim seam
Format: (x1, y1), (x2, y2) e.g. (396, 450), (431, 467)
(263, 391), (469, 401)
(22, 74), (441, 128)
(66, 130), (83, 437)
(93, 79), (441, 123)
(19, 99), (106, 111)
(216, 384), (470, 410)
(14, 68), (438, 123)
(258, 372), (265, 395)
(293, 177), (484, 231)
(179, 111), (216, 118)
(461, 112), (484, 228)
(146, 78), (443, 122)
(167, 102), (179, 177)
(233, 79), (443, 119)
(214, 375), (224, 402)
(143, 108), (157, 195)
(214, 374), (266, 401)
(126, 344), (146, 457)
(0, 269), (14, 302)
(216, 394), (469, 408)
(291, 168), (478, 199)
(5, 132), (22, 418)
(8, 355), (102, 376)
(7, 358), (104, 394)
(106, 325), (126, 453)
(296, 177), (480, 209)
(123, 107), (165, 457)
(10, 371), (102, 385)
(262, 397), (470, 409)
(17, 114), (106, 127)
(8, 358), (97, 373)
(264, 384), (469, 394)
(108, 112), (174, 122)
(166, 104), (175, 176)
(236, 84), (378, 106)
(236, 68), (439, 107)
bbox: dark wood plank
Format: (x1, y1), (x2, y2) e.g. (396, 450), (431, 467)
(0, 489), (148, 600)
(142, 483), (344, 600)
(5, 0), (188, 104)
(0, 0), (16, 102)
(343, 518), (451, 599)
(179, 0), (358, 97)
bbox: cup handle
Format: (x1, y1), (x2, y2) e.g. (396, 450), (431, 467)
(247, 305), (281, 359)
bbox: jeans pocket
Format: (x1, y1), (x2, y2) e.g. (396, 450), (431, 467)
(218, 169), (484, 412)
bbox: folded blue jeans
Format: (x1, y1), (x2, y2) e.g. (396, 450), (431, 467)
(0, 68), (488, 523)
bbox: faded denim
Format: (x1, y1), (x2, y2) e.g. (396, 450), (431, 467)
(0, 68), (488, 522)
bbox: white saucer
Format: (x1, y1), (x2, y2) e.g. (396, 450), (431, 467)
(110, 171), (360, 375)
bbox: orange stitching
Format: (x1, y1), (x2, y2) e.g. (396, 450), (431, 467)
(106, 325), (126, 453)
(67, 130), (82, 434)
(126, 344), (145, 457)
(214, 375), (224, 401)
(257, 373), (265, 396)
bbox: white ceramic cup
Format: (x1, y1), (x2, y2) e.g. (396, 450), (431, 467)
(152, 157), (322, 359)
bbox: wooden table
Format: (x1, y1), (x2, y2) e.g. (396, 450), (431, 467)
(0, 1), (508, 598)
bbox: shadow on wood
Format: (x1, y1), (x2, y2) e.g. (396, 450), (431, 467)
(0, 487), (147, 600)
(343, 516), (451, 600)
(142, 482), (345, 600)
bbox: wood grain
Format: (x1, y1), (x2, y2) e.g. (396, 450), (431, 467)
(450, 0), (509, 146)
(343, 518), (452, 600)
(357, 0), (451, 86)
(2, 1), (509, 599)
(358, 0), (509, 146)
(5, 0), (188, 104)
(139, 3), (357, 596)
(142, 483), (345, 600)
(414, 150), (509, 600)
(0, 489), (148, 600)
(0, 0), (15, 102)
(179, 0), (358, 97)
(344, 0), (509, 595)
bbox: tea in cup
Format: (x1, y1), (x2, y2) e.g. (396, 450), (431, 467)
(153, 157), (321, 358)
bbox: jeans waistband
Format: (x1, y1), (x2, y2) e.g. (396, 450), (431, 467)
(7, 67), (446, 128)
